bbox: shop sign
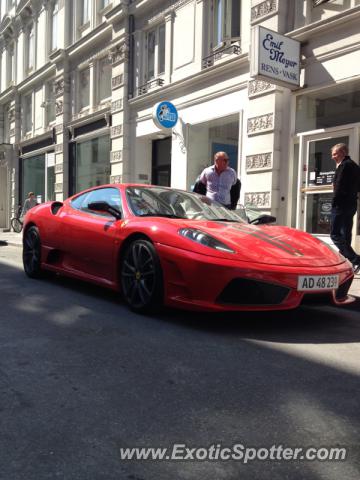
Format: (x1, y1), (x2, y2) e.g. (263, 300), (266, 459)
(250, 26), (301, 89)
(153, 101), (178, 130)
(308, 170), (335, 186)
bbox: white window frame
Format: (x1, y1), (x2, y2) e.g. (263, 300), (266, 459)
(78, 67), (90, 112)
(81, 0), (90, 25)
(97, 56), (112, 103)
(23, 93), (33, 134)
(6, 42), (15, 87)
(50, 0), (59, 52)
(211, 0), (240, 49)
(25, 22), (35, 74)
(145, 23), (165, 81)
(45, 81), (56, 126)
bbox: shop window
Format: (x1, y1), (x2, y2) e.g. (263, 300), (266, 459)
(98, 57), (111, 102)
(74, 135), (110, 192)
(79, 68), (90, 110)
(295, 84), (360, 132)
(21, 153), (55, 205)
(146, 23), (165, 81)
(211, 0), (240, 49)
(51, 0), (59, 52)
(21, 154), (45, 204)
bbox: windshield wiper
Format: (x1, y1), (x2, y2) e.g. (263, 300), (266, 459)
(209, 218), (238, 222)
(137, 213), (186, 219)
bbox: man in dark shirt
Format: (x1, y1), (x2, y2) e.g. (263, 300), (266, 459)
(330, 143), (360, 272)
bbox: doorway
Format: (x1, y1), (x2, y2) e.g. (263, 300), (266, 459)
(297, 127), (359, 250)
(152, 137), (171, 186)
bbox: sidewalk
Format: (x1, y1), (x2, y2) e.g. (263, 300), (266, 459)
(1, 229), (359, 297)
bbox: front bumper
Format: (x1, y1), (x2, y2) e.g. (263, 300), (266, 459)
(156, 243), (355, 312)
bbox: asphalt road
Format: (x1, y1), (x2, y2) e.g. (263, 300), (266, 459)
(0, 244), (359, 480)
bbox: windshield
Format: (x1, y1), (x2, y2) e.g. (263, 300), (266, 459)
(126, 186), (246, 222)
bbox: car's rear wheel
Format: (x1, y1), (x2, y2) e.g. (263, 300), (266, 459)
(120, 239), (163, 313)
(23, 226), (42, 278)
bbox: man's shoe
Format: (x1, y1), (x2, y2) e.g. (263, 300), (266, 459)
(352, 256), (360, 274)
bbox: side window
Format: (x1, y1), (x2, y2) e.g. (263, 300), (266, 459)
(81, 187), (121, 217)
(70, 192), (89, 210)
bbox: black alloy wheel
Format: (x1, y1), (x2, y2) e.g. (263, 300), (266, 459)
(11, 217), (23, 233)
(120, 239), (163, 312)
(23, 226), (42, 278)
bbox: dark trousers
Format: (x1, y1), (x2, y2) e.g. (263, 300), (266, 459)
(330, 206), (357, 262)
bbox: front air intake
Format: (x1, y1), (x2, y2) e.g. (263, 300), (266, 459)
(217, 278), (290, 306)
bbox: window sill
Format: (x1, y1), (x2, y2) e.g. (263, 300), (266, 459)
(78, 21), (90, 33)
(99, 3), (113, 15)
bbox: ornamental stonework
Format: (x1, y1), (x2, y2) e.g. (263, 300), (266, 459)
(54, 78), (65, 97)
(10, 128), (15, 136)
(109, 38), (130, 64)
(251, 0), (277, 23)
(54, 183), (63, 193)
(111, 150), (122, 163)
(246, 153), (272, 172)
(112, 75), (123, 89)
(55, 144), (63, 153)
(247, 113), (274, 135)
(245, 191), (271, 208)
(8, 107), (15, 122)
(55, 164), (63, 174)
(111, 100), (122, 112)
(248, 80), (275, 98)
(55, 100), (63, 116)
(111, 125), (123, 138)
(111, 175), (122, 184)
(55, 124), (63, 134)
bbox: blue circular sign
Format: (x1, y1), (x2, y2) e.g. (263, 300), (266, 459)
(153, 101), (178, 130)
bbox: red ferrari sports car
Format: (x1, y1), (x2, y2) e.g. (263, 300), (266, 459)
(22, 184), (354, 312)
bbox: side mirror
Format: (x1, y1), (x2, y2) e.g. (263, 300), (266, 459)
(250, 214), (276, 225)
(88, 201), (122, 220)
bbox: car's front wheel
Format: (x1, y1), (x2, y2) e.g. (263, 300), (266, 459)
(120, 239), (163, 313)
(23, 226), (42, 278)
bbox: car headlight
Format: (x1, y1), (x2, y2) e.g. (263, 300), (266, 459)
(179, 228), (235, 253)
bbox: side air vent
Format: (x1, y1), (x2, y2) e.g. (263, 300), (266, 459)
(51, 202), (63, 215)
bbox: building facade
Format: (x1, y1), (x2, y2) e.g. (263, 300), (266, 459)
(1, 0), (360, 250)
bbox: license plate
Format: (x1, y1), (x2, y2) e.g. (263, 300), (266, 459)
(297, 275), (339, 291)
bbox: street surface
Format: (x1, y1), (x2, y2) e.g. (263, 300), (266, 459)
(0, 244), (359, 479)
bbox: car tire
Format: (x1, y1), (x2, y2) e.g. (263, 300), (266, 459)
(23, 226), (43, 278)
(120, 239), (163, 313)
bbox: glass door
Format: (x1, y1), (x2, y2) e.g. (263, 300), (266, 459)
(297, 128), (359, 247)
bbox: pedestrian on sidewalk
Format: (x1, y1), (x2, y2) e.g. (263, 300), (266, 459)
(193, 151), (241, 209)
(330, 143), (360, 273)
(21, 192), (37, 218)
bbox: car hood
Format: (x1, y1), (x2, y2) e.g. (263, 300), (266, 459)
(161, 219), (344, 267)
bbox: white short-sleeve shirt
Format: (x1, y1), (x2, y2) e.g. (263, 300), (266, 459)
(199, 165), (237, 206)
